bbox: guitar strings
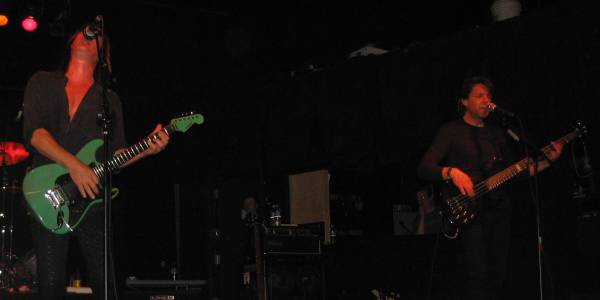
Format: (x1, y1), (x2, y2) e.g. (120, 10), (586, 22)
(94, 126), (172, 177)
(449, 141), (559, 210)
(446, 131), (576, 222)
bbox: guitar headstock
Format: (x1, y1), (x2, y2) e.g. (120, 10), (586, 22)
(171, 111), (205, 133)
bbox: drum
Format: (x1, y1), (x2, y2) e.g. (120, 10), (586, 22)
(0, 180), (34, 289)
(0, 141), (33, 289)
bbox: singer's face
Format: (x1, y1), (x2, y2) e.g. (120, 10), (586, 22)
(462, 83), (492, 120)
(70, 32), (103, 64)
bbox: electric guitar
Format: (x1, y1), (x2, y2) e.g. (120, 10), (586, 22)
(419, 123), (586, 237)
(22, 112), (204, 234)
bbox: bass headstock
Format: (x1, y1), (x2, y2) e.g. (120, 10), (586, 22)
(571, 121), (588, 138)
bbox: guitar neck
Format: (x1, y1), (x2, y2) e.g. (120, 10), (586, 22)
(93, 125), (175, 178)
(475, 129), (579, 197)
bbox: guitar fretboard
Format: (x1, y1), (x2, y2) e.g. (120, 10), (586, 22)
(476, 129), (579, 197)
(92, 125), (175, 178)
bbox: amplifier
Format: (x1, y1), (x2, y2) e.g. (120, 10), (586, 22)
(263, 225), (322, 255)
(125, 279), (208, 289)
(123, 290), (205, 300)
(124, 279), (208, 300)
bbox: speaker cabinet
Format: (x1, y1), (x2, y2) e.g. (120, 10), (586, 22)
(265, 254), (324, 300)
(243, 254), (325, 300)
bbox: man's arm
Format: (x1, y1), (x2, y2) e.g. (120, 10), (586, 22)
(417, 126), (452, 181)
(30, 128), (100, 199)
(417, 124), (476, 197)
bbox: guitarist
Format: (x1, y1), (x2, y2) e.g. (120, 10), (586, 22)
(416, 76), (562, 300)
(22, 29), (169, 299)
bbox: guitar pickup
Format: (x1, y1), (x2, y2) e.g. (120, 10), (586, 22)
(44, 185), (67, 209)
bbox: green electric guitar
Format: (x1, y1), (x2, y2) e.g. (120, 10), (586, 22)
(22, 112), (204, 234)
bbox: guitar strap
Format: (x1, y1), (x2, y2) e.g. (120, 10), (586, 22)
(480, 125), (512, 211)
(475, 124), (506, 180)
(471, 124), (509, 212)
(468, 125), (487, 181)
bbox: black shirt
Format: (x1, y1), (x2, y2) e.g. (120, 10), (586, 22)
(23, 71), (127, 168)
(417, 118), (513, 184)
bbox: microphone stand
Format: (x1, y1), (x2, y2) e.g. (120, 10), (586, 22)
(94, 27), (114, 300)
(501, 116), (552, 300)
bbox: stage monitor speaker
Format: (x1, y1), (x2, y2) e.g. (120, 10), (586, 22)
(288, 169), (331, 244)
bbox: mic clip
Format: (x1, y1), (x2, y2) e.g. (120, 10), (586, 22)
(488, 103), (517, 118)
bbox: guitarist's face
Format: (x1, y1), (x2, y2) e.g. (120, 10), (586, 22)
(462, 83), (492, 122)
(70, 32), (102, 66)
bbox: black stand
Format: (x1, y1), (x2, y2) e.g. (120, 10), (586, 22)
(208, 186), (222, 300)
(92, 18), (116, 300)
(0, 161), (11, 288)
(249, 212), (266, 300)
(124, 182), (209, 294)
(173, 183), (181, 282)
(502, 117), (553, 300)
(254, 78), (276, 300)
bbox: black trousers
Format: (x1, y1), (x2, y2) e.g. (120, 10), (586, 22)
(460, 195), (512, 300)
(31, 206), (112, 300)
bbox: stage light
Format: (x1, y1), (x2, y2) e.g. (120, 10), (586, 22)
(0, 15), (8, 27)
(0, 1), (10, 27)
(21, 3), (42, 32)
(21, 15), (37, 31)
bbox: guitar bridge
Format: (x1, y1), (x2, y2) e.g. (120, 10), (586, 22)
(44, 185), (68, 209)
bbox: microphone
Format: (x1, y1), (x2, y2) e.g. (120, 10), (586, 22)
(487, 103), (516, 118)
(83, 15), (103, 40)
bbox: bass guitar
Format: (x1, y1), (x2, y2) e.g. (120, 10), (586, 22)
(420, 123), (586, 237)
(22, 112), (204, 234)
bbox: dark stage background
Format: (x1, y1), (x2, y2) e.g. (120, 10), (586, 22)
(1, 0), (599, 299)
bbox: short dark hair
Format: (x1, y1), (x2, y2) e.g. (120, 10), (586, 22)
(459, 76), (494, 100)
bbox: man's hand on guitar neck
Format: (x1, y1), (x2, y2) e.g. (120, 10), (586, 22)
(116, 123), (170, 169)
(444, 167), (475, 197)
(144, 123), (170, 156)
(528, 141), (563, 175)
(546, 141), (563, 161)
